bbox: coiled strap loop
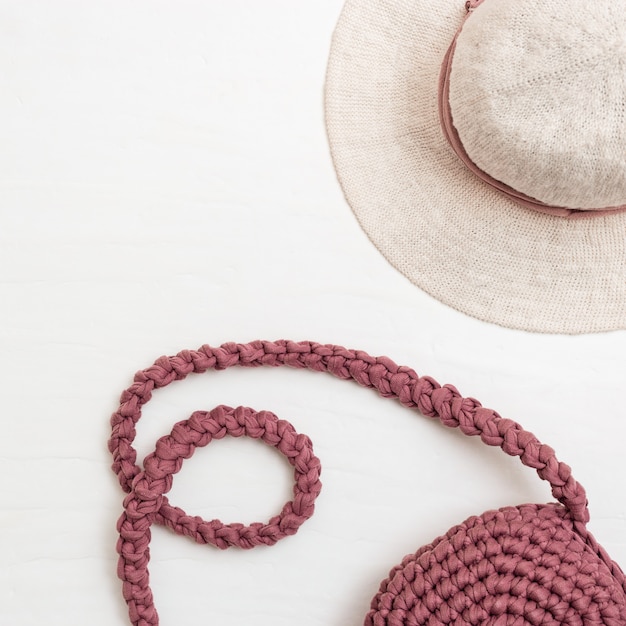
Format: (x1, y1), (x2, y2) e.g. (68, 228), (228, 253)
(109, 340), (589, 626)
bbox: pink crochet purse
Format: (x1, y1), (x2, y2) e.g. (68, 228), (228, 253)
(109, 340), (626, 625)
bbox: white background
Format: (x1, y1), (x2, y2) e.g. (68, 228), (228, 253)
(1, 2), (626, 625)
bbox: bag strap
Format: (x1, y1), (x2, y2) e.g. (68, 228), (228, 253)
(109, 339), (589, 523)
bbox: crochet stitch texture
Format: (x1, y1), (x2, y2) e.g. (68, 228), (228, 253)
(109, 340), (626, 625)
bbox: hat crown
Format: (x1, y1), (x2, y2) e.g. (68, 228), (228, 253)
(449, 0), (626, 210)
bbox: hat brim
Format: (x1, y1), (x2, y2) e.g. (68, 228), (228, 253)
(324, 0), (626, 334)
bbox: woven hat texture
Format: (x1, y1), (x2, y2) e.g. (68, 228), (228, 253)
(449, 0), (626, 211)
(324, 0), (626, 333)
(109, 340), (626, 625)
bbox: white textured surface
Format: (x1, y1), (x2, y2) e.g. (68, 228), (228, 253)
(1, 2), (626, 625)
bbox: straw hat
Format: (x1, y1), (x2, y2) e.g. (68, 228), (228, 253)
(325, 0), (626, 333)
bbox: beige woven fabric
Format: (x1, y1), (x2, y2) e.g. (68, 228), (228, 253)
(325, 0), (626, 333)
(450, 0), (626, 210)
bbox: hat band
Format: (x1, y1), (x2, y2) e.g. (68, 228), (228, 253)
(438, 3), (626, 219)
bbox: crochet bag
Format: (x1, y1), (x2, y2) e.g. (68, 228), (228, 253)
(109, 340), (626, 625)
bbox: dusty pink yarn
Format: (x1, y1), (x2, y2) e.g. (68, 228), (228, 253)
(109, 340), (626, 625)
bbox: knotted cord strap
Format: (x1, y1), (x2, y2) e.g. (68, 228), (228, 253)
(116, 405), (321, 626)
(110, 340), (588, 520)
(109, 340), (590, 626)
